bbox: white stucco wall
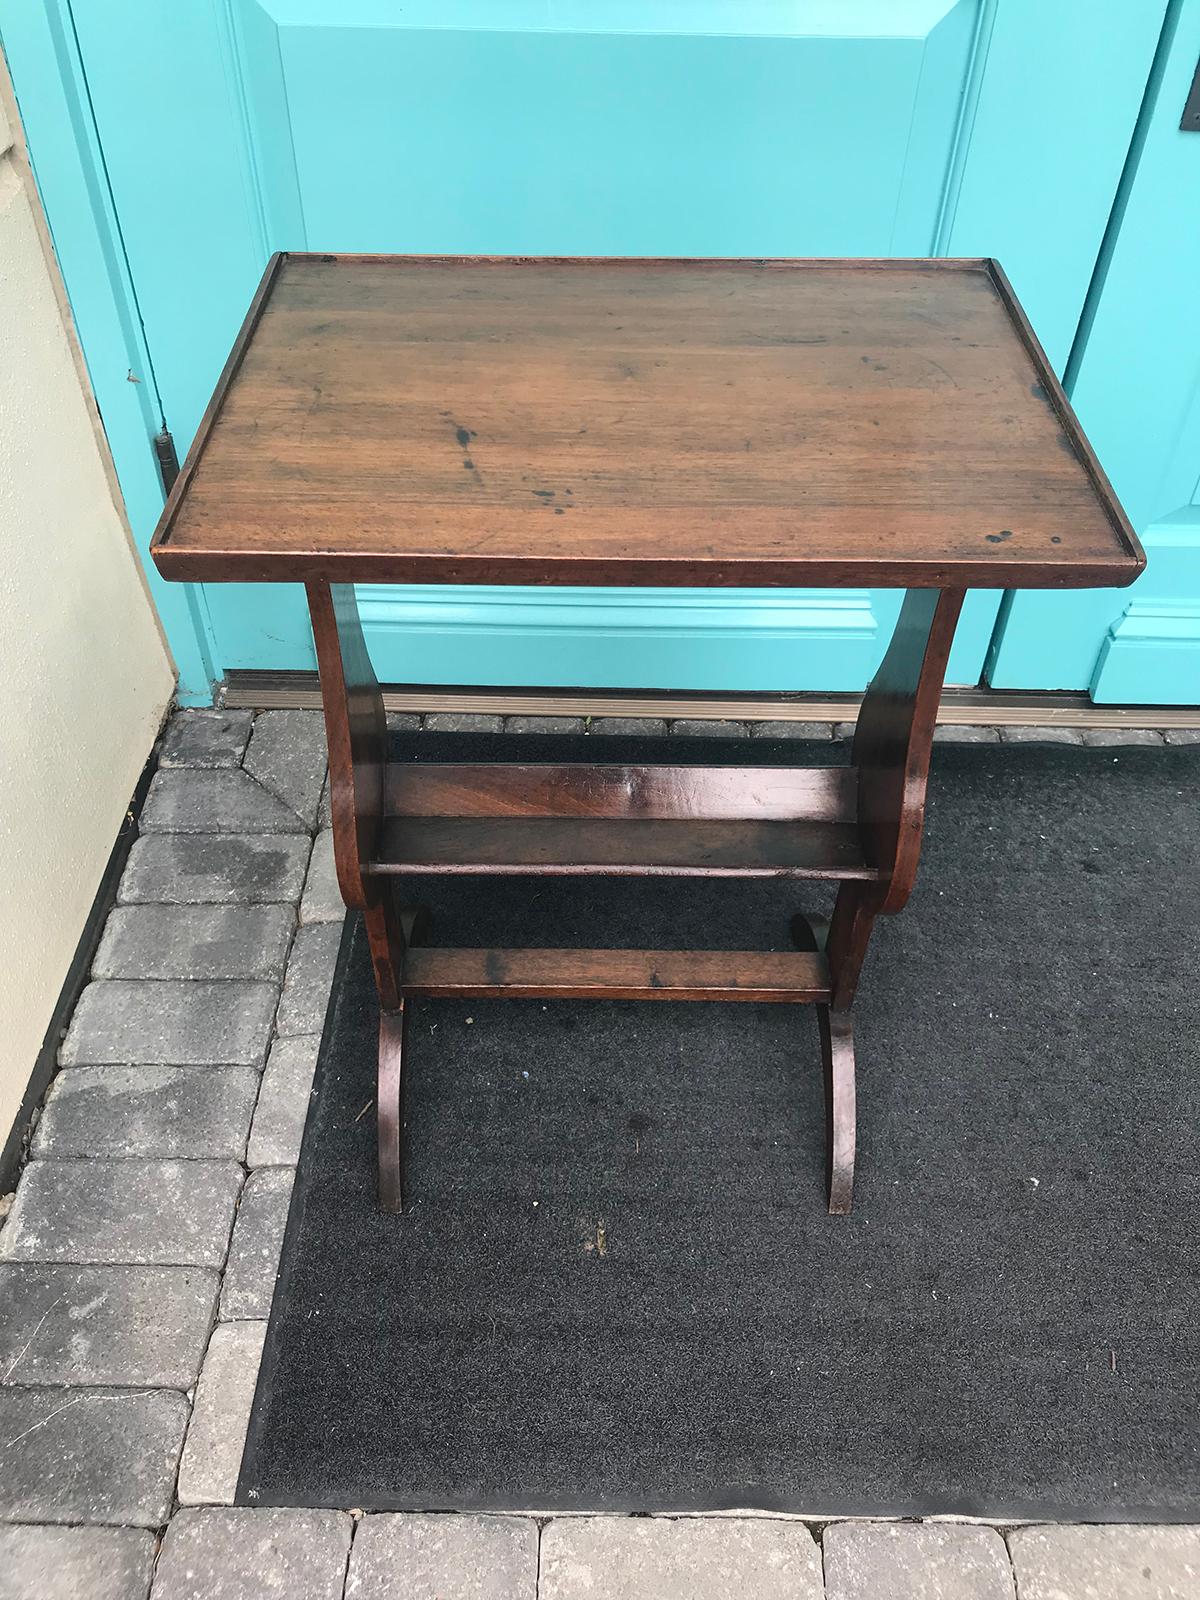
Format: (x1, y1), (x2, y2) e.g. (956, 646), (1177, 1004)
(0, 76), (175, 1151)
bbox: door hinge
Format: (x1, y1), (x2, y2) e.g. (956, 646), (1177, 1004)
(1181, 55), (1200, 130)
(154, 426), (180, 495)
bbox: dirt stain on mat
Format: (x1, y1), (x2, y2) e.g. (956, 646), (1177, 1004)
(581, 1218), (608, 1257)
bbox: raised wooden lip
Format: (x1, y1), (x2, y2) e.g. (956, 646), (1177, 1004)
(149, 252), (1145, 590)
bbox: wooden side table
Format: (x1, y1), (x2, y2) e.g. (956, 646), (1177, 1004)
(151, 255), (1142, 1214)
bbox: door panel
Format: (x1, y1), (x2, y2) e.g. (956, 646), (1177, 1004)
(987, 0), (1200, 702)
(18, 1), (1166, 693)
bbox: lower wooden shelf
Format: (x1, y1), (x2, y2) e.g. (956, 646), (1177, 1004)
(399, 946), (831, 1002)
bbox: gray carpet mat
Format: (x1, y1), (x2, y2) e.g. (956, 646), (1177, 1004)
(239, 733), (1200, 1517)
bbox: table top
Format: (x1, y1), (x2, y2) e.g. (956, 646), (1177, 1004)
(151, 254), (1142, 589)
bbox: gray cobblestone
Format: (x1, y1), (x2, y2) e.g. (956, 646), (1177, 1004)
(0, 1524), (156, 1600)
(933, 724), (1001, 743)
(386, 712), (422, 733)
(505, 715), (586, 734)
(152, 1508), (353, 1600)
(299, 829), (344, 924)
(999, 725), (1083, 744)
(61, 980), (278, 1068)
(0, 1160), (242, 1269)
(220, 1168), (293, 1319)
(32, 1065), (259, 1161)
(141, 770), (307, 835)
(0, 1264), (218, 1388)
(347, 1513), (538, 1600)
(276, 922), (342, 1037)
(93, 904), (295, 982)
(750, 720), (835, 739)
(118, 834), (311, 906)
(0, 1387), (188, 1526)
(423, 711), (504, 733)
(1080, 726), (1165, 747)
(1163, 728), (1200, 745)
(588, 716), (669, 737)
(1007, 1525), (1200, 1599)
(669, 718), (750, 739)
(539, 1516), (822, 1600)
(248, 1038), (319, 1168)
(160, 710), (253, 770)
(176, 1323), (268, 1506)
(243, 709), (328, 829)
(823, 1521), (1016, 1599)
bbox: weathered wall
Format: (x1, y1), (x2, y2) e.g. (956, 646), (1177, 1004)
(0, 67), (174, 1155)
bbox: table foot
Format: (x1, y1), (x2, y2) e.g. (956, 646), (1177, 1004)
(377, 1003), (408, 1213)
(819, 1007), (856, 1216)
(376, 904), (433, 1215)
(793, 910), (856, 1215)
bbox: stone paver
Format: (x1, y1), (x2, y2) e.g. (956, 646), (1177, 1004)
(160, 709), (254, 770)
(1007, 1525), (1200, 1600)
(243, 710), (328, 828)
(823, 1521), (1016, 1599)
(539, 1516), (822, 1600)
(1163, 728), (1200, 744)
(0, 1160), (242, 1269)
(299, 828), (344, 924)
(118, 833), (310, 906)
(141, 769), (308, 835)
(94, 903), (295, 982)
(0, 1524), (156, 1600)
(33, 1065), (259, 1160)
(669, 718), (749, 739)
(318, 767), (332, 829)
(386, 712), (422, 733)
(276, 923), (342, 1037)
(346, 1513), (538, 1600)
(834, 720), (858, 739)
(750, 720), (835, 739)
(176, 1323), (268, 1506)
(0, 1387), (188, 1526)
(1081, 727), (1165, 747)
(0, 1264), (217, 1388)
(424, 712), (504, 733)
(933, 724), (1001, 742)
(248, 1038), (319, 1168)
(999, 725), (1082, 744)
(589, 716), (668, 736)
(152, 1508), (352, 1600)
(220, 1168), (294, 1319)
(505, 715), (585, 735)
(61, 981), (277, 1068)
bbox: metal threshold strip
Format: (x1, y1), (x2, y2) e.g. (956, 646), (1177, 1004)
(222, 671), (1200, 729)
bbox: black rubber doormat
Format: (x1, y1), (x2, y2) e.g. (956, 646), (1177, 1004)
(239, 732), (1200, 1519)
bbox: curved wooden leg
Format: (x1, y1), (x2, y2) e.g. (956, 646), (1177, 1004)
(378, 1004), (408, 1214)
(819, 1008), (856, 1216)
(792, 910), (856, 1215)
(376, 905), (431, 1216)
(790, 910), (829, 953)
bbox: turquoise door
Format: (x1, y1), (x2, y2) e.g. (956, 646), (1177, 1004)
(2, 2), (1166, 701)
(988, 0), (1200, 703)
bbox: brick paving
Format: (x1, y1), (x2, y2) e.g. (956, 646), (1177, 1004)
(0, 707), (1196, 1597)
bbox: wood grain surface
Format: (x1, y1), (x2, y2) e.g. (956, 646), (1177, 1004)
(151, 254), (1142, 589)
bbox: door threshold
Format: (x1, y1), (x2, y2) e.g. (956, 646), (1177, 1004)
(221, 671), (1200, 729)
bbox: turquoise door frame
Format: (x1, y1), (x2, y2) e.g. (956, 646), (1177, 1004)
(988, 0), (1200, 703)
(1, 2), (1166, 703)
